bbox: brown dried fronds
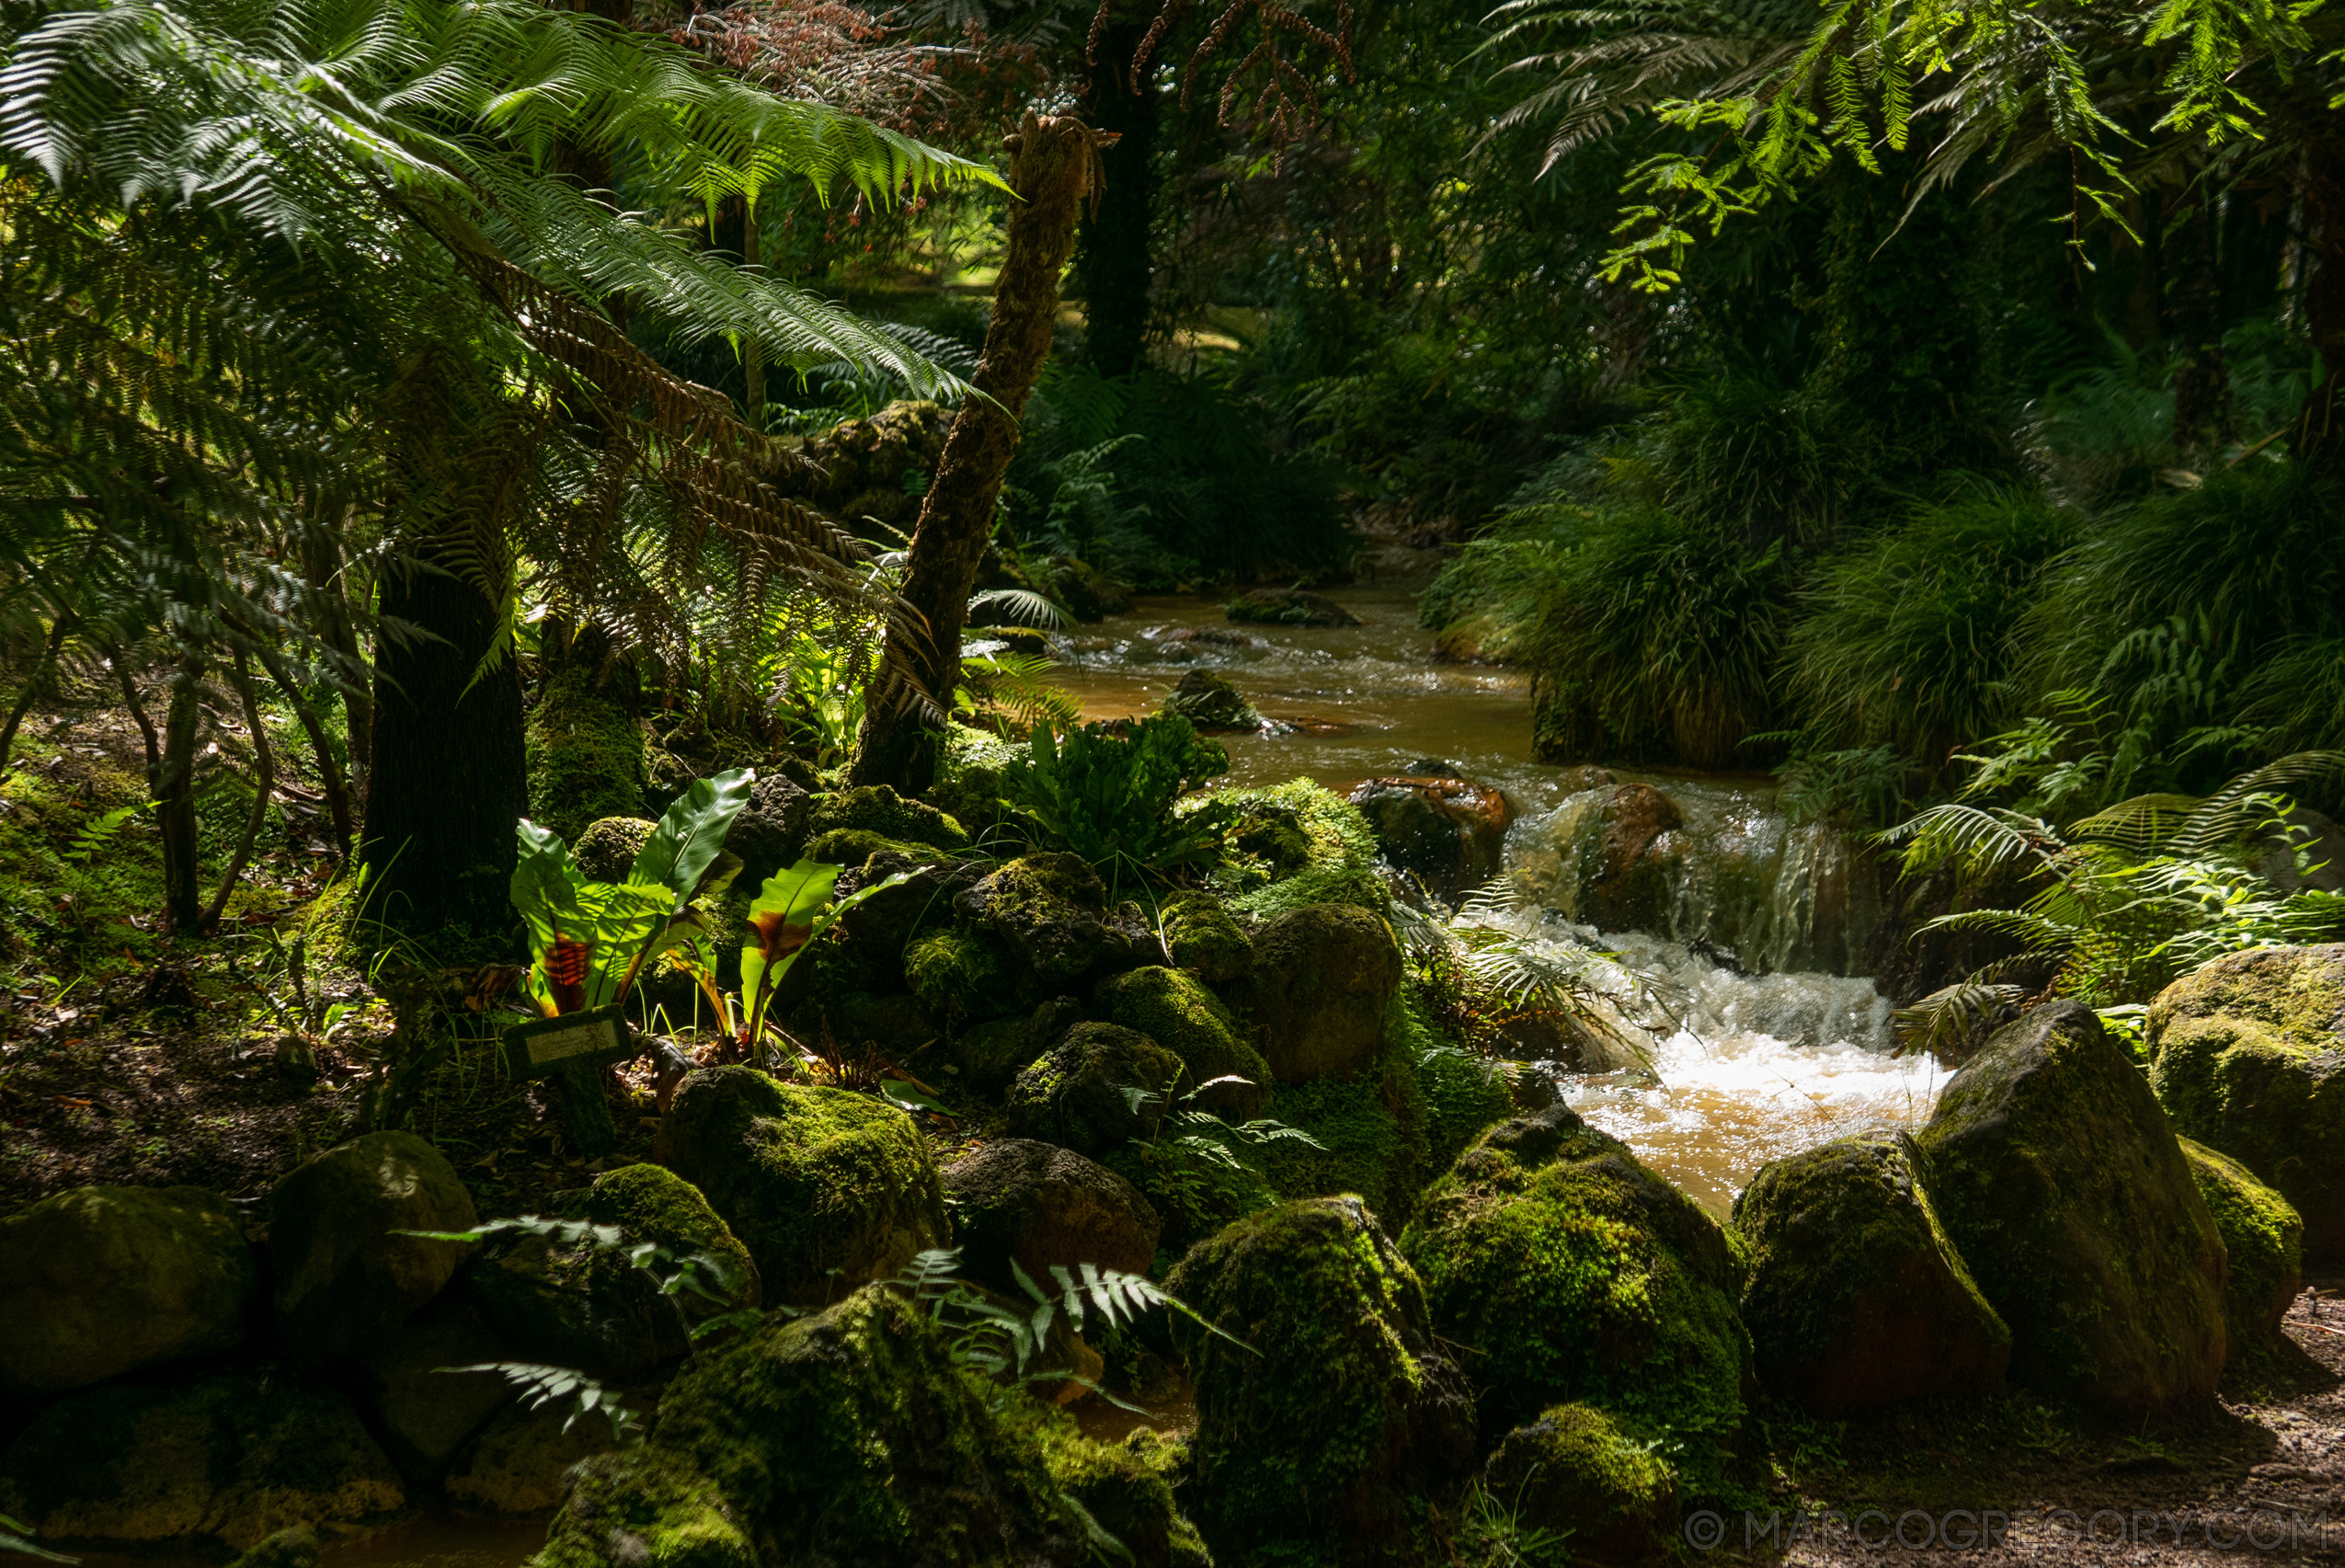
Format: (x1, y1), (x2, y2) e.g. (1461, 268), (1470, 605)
(1091, 0), (1356, 151)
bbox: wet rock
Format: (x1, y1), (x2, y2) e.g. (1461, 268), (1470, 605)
(269, 1131), (476, 1367)
(1161, 891), (1253, 982)
(723, 774), (812, 889)
(570, 816), (655, 882)
(446, 1400), (618, 1517)
(2179, 1138), (2303, 1363)
(225, 1525), (320, 1568)
(1007, 1023), (1181, 1157)
(352, 1298), (515, 1475)
(1160, 669), (1260, 732)
(1223, 589), (1360, 627)
(1167, 1196), (1473, 1562)
(1580, 784), (1685, 931)
(2147, 944), (2345, 1264)
(943, 1139), (1161, 1293)
(527, 665), (646, 842)
(1345, 773), (1512, 901)
(1094, 966), (1272, 1119)
(1918, 1001), (2227, 1415)
(0, 1369), (405, 1551)
(955, 996), (1085, 1092)
(1733, 1133), (2010, 1416)
(1400, 1107), (1750, 1482)
(537, 1287), (1086, 1567)
(1481, 1403), (1677, 1563)
(0, 1184), (256, 1398)
(1554, 765), (1617, 793)
(1232, 903), (1403, 1084)
(663, 1067), (947, 1308)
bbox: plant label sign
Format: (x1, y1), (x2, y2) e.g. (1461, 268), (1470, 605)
(503, 1003), (635, 1081)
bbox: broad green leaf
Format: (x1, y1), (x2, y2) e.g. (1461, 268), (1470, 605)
(630, 768), (755, 910)
(739, 859), (844, 1021)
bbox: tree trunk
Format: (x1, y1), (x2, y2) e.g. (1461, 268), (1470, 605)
(253, 638), (355, 863)
(198, 651), (274, 933)
(2163, 186), (2231, 457)
(1077, 28), (1160, 379)
(159, 643), (206, 935)
(300, 524), (372, 796)
(2294, 148), (2345, 477)
(848, 114), (1102, 795)
(360, 541), (529, 933)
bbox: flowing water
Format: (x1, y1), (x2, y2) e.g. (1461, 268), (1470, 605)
(1057, 584), (1950, 1216)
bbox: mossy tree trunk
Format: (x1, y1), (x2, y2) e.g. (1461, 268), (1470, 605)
(848, 114), (1101, 795)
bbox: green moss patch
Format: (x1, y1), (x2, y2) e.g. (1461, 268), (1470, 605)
(526, 667), (646, 841)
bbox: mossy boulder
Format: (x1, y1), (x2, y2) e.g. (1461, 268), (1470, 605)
(536, 1287), (1088, 1568)
(2179, 1137), (2303, 1364)
(1398, 1107), (1750, 1483)
(1161, 670), (1261, 732)
(350, 1298), (514, 1476)
(0, 1369), (404, 1551)
(1481, 1403), (1677, 1563)
(1916, 1001), (2226, 1415)
(955, 996), (1085, 1092)
(1234, 903), (1402, 1083)
(269, 1131), (476, 1367)
(528, 665), (647, 842)
(722, 773), (812, 890)
(571, 816), (656, 882)
(0, 1184), (256, 1398)
(1250, 1034), (1432, 1227)
(1021, 1418), (1211, 1568)
(2147, 944), (2345, 1264)
(1199, 780), (1389, 921)
(955, 853), (1136, 1005)
(943, 1139), (1161, 1294)
(809, 784), (970, 853)
(446, 1400), (618, 1518)
(1223, 589), (1359, 627)
(1166, 1196), (1474, 1564)
(1095, 966), (1272, 1120)
(906, 928), (1010, 1024)
(1161, 891), (1253, 982)
(1732, 1133), (2010, 1416)
(1034, 555), (1134, 622)
(663, 1068), (947, 1308)
(1007, 1022), (1181, 1157)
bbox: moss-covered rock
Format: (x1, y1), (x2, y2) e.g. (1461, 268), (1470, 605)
(1020, 1417), (1211, 1568)
(2147, 944), (2345, 1264)
(0, 1184), (255, 1398)
(1249, 1023), (1433, 1228)
(1223, 589), (1360, 627)
(1196, 780), (1382, 902)
(1398, 1107), (1750, 1485)
(572, 816), (656, 882)
(528, 665), (647, 842)
(0, 1369), (404, 1551)
(1916, 1001), (2226, 1415)
(955, 853), (1136, 1006)
(664, 1068), (947, 1308)
(269, 1131), (476, 1367)
(1007, 1023), (1181, 1157)
(536, 1287), (1087, 1568)
(349, 1298), (513, 1476)
(1394, 992), (1516, 1174)
(446, 1399), (617, 1518)
(955, 996), (1085, 1092)
(1166, 1196), (1473, 1564)
(809, 784), (971, 853)
(1161, 670), (1261, 732)
(1481, 1403), (1677, 1563)
(2179, 1137), (2303, 1365)
(943, 1139), (1161, 1294)
(1234, 903), (1402, 1083)
(806, 826), (934, 867)
(905, 928), (1009, 1023)
(1095, 967), (1272, 1120)
(1161, 891), (1253, 982)
(722, 774), (812, 890)
(1732, 1133), (2009, 1416)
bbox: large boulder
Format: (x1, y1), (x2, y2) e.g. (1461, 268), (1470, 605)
(1732, 1134), (2010, 1416)
(942, 1139), (1162, 1293)
(1094, 966), (1272, 1119)
(807, 784), (970, 855)
(1233, 903), (1402, 1083)
(1398, 1107), (1749, 1485)
(1166, 1197), (1474, 1563)
(350, 1297), (514, 1476)
(1006, 1023), (1181, 1158)
(663, 1068), (947, 1308)
(1026, 1423), (1210, 1568)
(0, 1369), (404, 1551)
(1160, 669), (1260, 732)
(446, 1400), (619, 1518)
(1481, 1403), (1677, 1563)
(1160, 892), (1252, 983)
(536, 1288), (1089, 1568)
(723, 773), (813, 890)
(2147, 944), (2345, 1264)
(572, 1162), (761, 1314)
(269, 1131), (476, 1366)
(2179, 1137), (2304, 1365)
(1916, 1001), (2227, 1415)
(1344, 773), (1511, 903)
(955, 996), (1085, 1093)
(0, 1185), (256, 1398)
(954, 853), (1133, 1004)
(571, 816), (656, 882)
(1223, 589), (1359, 627)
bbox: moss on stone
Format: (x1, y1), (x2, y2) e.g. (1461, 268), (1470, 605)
(904, 929), (1004, 1021)
(1095, 967), (1272, 1119)
(527, 667), (646, 842)
(1398, 990), (1516, 1178)
(1012, 1411), (1211, 1568)
(1007, 1023), (1181, 1157)
(1398, 1107), (1750, 1491)
(2179, 1137), (2304, 1365)
(1481, 1402), (1678, 1562)
(538, 1449), (755, 1568)
(807, 784), (970, 853)
(2147, 944), (2345, 1264)
(1252, 1042), (1431, 1227)
(805, 827), (934, 868)
(571, 816), (656, 882)
(1188, 779), (1381, 911)
(1166, 1196), (1472, 1564)
(1159, 891), (1253, 982)
(571, 1163), (759, 1310)
(661, 1069), (947, 1308)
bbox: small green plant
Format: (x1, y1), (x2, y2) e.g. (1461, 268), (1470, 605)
(1453, 1475), (1574, 1568)
(1005, 715), (1235, 885)
(62, 801), (144, 869)
(1124, 1071), (1325, 1227)
(1, 1511), (76, 1562)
